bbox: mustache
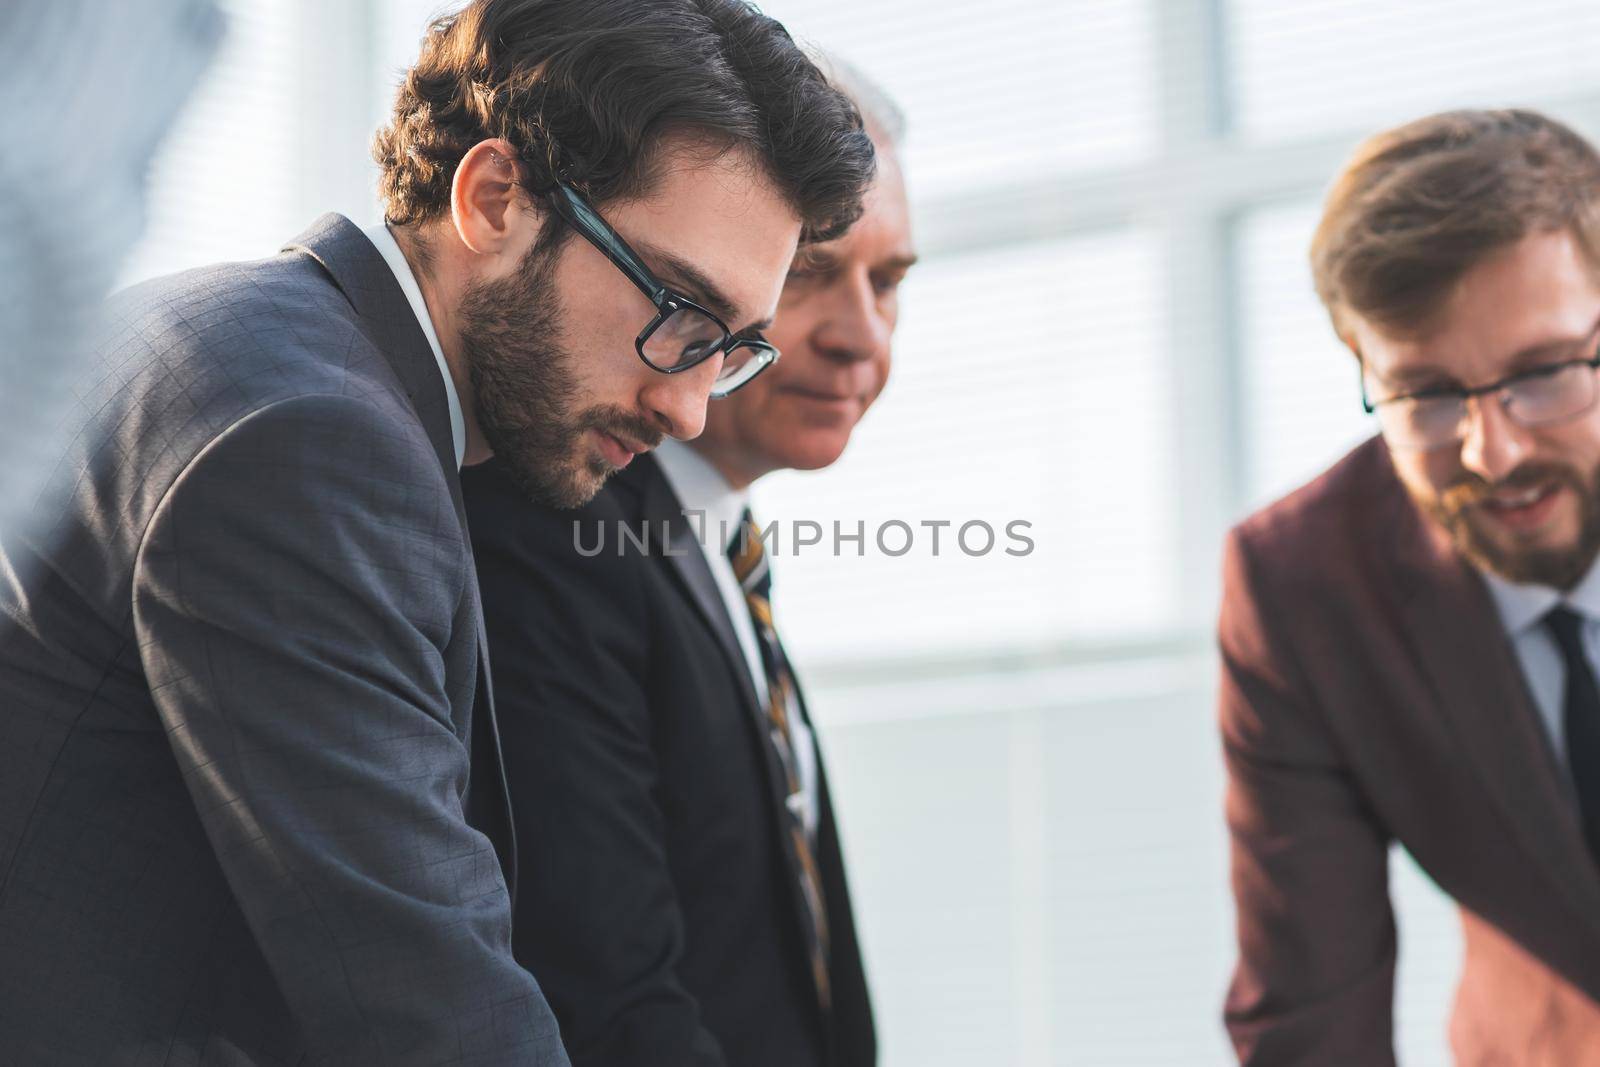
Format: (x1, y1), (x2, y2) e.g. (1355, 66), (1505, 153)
(1438, 462), (1585, 512)
(581, 406), (665, 454)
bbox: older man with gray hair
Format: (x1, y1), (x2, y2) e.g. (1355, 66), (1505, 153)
(462, 57), (915, 1067)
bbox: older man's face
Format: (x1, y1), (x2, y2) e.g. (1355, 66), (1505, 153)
(693, 139), (915, 485)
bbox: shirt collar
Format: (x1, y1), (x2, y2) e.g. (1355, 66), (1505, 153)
(361, 221), (466, 469)
(653, 439), (749, 555)
(1483, 553), (1600, 635)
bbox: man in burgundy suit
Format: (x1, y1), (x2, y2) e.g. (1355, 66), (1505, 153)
(1222, 109), (1600, 1065)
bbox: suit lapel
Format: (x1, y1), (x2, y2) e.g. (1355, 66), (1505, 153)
(1389, 477), (1600, 928)
(630, 458), (765, 721)
(282, 214), (513, 894)
(464, 544), (516, 897)
(282, 214), (464, 528)
(628, 458), (832, 1012)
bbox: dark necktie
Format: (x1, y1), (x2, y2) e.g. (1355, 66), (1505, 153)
(727, 508), (831, 1008)
(1542, 606), (1600, 864)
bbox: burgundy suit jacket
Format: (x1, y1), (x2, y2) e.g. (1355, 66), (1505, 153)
(1220, 435), (1600, 1065)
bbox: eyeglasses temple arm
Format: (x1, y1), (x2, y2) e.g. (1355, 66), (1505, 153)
(547, 184), (666, 305)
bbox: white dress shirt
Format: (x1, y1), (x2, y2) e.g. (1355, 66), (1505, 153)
(653, 439), (821, 839)
(362, 222), (465, 469)
(1483, 555), (1600, 777)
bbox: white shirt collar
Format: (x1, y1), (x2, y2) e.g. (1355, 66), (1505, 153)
(1483, 553), (1600, 635)
(653, 438), (749, 556)
(362, 221), (466, 469)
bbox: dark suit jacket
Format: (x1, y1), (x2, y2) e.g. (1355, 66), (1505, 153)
(0, 215), (566, 1065)
(463, 452), (875, 1067)
(1220, 435), (1600, 1066)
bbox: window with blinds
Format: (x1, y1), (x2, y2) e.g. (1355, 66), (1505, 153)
(756, 228), (1177, 667)
(758, 0), (1157, 199)
(123, 0), (387, 289)
(1230, 0), (1600, 142)
(1235, 199), (1376, 510)
(120, 0), (301, 286)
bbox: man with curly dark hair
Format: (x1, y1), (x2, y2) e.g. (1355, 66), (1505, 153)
(465, 61), (912, 1067)
(0, 0), (875, 1063)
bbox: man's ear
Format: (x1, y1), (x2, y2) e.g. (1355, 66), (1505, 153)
(450, 138), (539, 257)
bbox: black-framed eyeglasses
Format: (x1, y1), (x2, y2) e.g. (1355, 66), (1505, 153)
(1360, 321), (1600, 451)
(544, 180), (779, 399)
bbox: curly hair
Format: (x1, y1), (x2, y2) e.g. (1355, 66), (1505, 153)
(372, 0), (875, 245)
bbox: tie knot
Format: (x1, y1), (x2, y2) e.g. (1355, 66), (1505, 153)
(1545, 605), (1589, 658)
(727, 508), (771, 598)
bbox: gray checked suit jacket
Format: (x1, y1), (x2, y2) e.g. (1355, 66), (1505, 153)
(0, 215), (568, 1066)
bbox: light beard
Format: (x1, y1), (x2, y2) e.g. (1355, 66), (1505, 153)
(457, 240), (662, 509)
(1417, 460), (1600, 590)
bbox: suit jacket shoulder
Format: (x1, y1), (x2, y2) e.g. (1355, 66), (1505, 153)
(0, 218), (563, 1066)
(1229, 436), (1410, 602)
(32, 237), (444, 619)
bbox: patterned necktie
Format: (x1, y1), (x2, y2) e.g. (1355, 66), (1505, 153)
(727, 508), (831, 1008)
(1542, 606), (1600, 865)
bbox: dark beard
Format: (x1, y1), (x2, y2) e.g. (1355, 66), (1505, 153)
(1419, 460), (1600, 590)
(457, 240), (662, 509)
